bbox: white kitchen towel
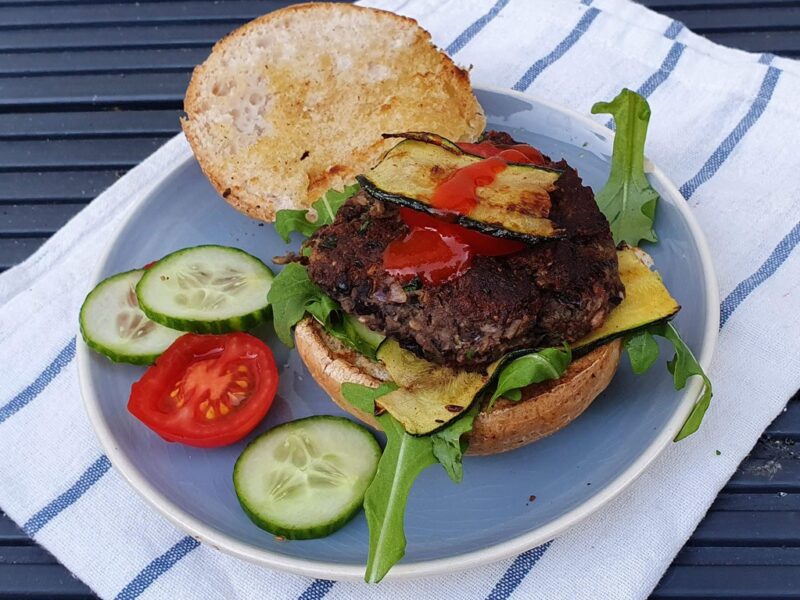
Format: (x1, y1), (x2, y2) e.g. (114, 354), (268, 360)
(1, 0), (799, 598)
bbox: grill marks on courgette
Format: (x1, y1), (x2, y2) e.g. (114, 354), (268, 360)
(357, 134), (563, 243)
(370, 248), (680, 435)
(374, 339), (500, 436)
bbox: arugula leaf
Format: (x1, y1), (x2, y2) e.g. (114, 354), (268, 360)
(342, 382), (398, 414)
(623, 329), (660, 374)
(274, 209), (318, 241)
(341, 382), (438, 583)
(591, 89), (659, 247)
(274, 184), (360, 242)
(430, 403), (480, 483)
(267, 263), (332, 346)
(490, 346), (572, 405)
(623, 322), (713, 441)
(267, 263), (382, 358)
(663, 323), (713, 441)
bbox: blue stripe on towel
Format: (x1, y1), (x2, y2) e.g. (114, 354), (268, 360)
(23, 455), (111, 536)
(664, 20), (684, 40)
(485, 542), (552, 600)
(679, 65), (781, 200)
(115, 536), (201, 600)
(759, 52), (776, 65)
(512, 7), (600, 91)
(446, 0), (511, 55)
(606, 22), (685, 129)
(720, 221), (800, 327)
(637, 42), (685, 99)
(0, 337), (75, 425)
(298, 579), (335, 600)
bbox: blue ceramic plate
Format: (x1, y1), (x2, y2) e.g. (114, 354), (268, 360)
(78, 86), (718, 581)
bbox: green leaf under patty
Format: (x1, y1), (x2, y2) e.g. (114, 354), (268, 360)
(267, 262), (381, 357)
(267, 263), (331, 347)
(490, 345), (572, 405)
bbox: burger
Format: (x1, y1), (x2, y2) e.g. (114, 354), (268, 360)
(294, 129), (638, 454)
(181, 2), (702, 582)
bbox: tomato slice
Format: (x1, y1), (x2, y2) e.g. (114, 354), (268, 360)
(128, 333), (278, 447)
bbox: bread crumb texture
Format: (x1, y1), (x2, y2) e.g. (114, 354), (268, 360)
(182, 3), (486, 221)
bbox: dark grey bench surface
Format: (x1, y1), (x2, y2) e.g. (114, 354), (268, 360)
(1, 0), (799, 598)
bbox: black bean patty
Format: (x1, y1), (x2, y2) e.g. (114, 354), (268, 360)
(306, 133), (624, 370)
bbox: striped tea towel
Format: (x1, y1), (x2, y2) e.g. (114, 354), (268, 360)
(2, 0), (800, 598)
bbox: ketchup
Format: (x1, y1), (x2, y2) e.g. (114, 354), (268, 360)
(382, 219), (473, 286)
(382, 141), (545, 286)
(430, 156), (507, 213)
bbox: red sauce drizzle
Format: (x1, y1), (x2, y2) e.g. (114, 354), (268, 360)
(383, 141), (546, 286)
(430, 156), (508, 214)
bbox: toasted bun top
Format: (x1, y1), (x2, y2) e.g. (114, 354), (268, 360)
(182, 3), (486, 221)
(294, 317), (622, 456)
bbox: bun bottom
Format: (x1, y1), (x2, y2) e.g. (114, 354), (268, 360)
(294, 317), (621, 455)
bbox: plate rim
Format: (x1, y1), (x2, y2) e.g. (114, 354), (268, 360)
(78, 83), (720, 582)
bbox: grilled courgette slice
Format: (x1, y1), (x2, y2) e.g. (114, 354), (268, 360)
(357, 134), (563, 243)
(374, 339), (499, 435)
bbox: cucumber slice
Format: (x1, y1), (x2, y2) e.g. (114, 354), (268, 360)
(79, 269), (183, 365)
(234, 416), (381, 540)
(136, 245), (273, 333)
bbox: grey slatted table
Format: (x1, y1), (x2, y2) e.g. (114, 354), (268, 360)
(1, 1), (799, 598)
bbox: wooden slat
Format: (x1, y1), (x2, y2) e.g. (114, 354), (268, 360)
(764, 404), (800, 439)
(0, 73), (190, 107)
(691, 511), (800, 546)
(641, 0), (800, 8)
(0, 513), (28, 546)
(0, 0), (229, 4)
(0, 48), (208, 76)
(0, 111), (181, 139)
(0, 23), (234, 52)
(0, 0), (222, 4)
(0, 171), (122, 202)
(0, 546), (58, 565)
(0, 204), (86, 235)
(711, 493), (800, 511)
(746, 437), (800, 461)
(0, 138), (170, 170)
(665, 7), (800, 31)
(0, 237), (46, 269)
(674, 546), (800, 566)
(0, 0), (285, 28)
(727, 458), (800, 491)
(653, 565), (800, 598)
(0, 565), (94, 598)
(705, 30), (800, 54)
